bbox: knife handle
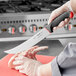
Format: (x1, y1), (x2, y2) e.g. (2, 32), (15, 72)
(45, 11), (74, 32)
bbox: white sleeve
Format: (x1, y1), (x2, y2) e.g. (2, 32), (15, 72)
(51, 57), (61, 76)
(51, 42), (76, 76)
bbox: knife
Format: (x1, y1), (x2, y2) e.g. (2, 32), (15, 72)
(4, 11), (74, 54)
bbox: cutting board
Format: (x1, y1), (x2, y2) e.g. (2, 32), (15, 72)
(0, 54), (55, 76)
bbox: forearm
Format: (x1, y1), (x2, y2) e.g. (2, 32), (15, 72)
(70, 0), (76, 13)
(62, 1), (70, 11)
(50, 1), (70, 21)
(55, 1), (70, 13)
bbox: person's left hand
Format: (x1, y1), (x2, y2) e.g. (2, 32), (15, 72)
(13, 56), (42, 76)
(8, 46), (48, 68)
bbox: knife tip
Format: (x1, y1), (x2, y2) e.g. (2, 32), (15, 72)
(4, 51), (10, 54)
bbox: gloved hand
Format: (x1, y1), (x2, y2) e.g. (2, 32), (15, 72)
(13, 56), (42, 76)
(8, 46), (48, 76)
(8, 46), (48, 68)
(48, 1), (72, 31)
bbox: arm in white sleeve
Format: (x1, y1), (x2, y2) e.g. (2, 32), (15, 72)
(51, 42), (76, 76)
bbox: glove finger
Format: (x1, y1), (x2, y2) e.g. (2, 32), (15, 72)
(8, 53), (19, 68)
(58, 18), (70, 28)
(13, 60), (23, 65)
(66, 24), (72, 31)
(19, 69), (28, 75)
(32, 46), (48, 54)
(21, 46), (39, 57)
(27, 46), (39, 54)
(57, 21), (65, 28)
(19, 70), (25, 73)
(15, 56), (30, 62)
(15, 56), (24, 60)
(15, 65), (24, 70)
(25, 46), (39, 58)
(69, 24), (72, 31)
(19, 64), (31, 75)
(18, 46), (39, 57)
(53, 21), (65, 31)
(53, 27), (57, 31)
(27, 46), (48, 59)
(31, 46), (48, 59)
(64, 18), (70, 24)
(53, 18), (70, 31)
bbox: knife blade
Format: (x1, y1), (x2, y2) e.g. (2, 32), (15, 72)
(4, 11), (73, 54)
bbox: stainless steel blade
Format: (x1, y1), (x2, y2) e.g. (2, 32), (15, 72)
(4, 28), (50, 54)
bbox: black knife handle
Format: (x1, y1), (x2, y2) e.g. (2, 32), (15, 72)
(45, 11), (74, 32)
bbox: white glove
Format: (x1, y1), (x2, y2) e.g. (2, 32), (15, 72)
(8, 46), (48, 76)
(48, 1), (72, 31)
(8, 46), (48, 69)
(13, 56), (42, 76)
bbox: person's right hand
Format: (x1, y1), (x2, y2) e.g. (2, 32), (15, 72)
(48, 3), (71, 31)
